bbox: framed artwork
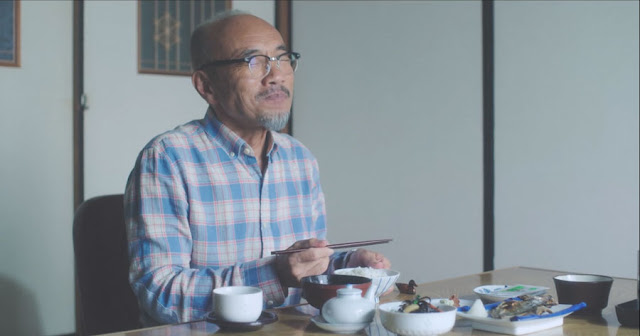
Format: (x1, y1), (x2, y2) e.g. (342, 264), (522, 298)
(0, 0), (20, 67)
(138, 0), (231, 76)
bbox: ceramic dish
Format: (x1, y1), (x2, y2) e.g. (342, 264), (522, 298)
(334, 268), (400, 300)
(457, 303), (584, 335)
(310, 315), (370, 334)
(378, 301), (457, 336)
(553, 274), (613, 315)
(474, 285), (549, 302)
(301, 274), (372, 309)
(205, 311), (278, 332)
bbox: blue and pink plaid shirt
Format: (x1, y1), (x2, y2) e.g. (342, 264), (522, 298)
(124, 109), (348, 325)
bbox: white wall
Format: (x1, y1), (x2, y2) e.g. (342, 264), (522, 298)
(0, 2), (75, 335)
(83, 1), (206, 200)
(494, 1), (639, 278)
(292, 1), (485, 284)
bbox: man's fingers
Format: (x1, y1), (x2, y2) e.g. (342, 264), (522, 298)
(291, 246), (334, 263)
(308, 238), (329, 248)
(348, 249), (391, 269)
(289, 238), (329, 250)
(369, 252), (391, 269)
(276, 238), (333, 288)
(292, 258), (331, 282)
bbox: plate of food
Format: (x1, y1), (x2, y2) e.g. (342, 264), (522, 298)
(457, 295), (586, 335)
(474, 284), (549, 302)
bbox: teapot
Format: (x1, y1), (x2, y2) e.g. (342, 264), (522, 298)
(321, 283), (378, 324)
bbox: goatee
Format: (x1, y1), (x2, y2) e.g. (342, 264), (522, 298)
(258, 110), (290, 131)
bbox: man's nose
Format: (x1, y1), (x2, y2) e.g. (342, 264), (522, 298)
(263, 61), (288, 83)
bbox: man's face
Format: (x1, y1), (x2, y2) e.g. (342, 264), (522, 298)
(207, 16), (294, 131)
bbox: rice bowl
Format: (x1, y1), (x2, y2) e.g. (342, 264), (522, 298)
(334, 267), (400, 299)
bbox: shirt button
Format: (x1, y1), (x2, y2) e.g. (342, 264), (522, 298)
(229, 152), (236, 158)
(243, 147), (252, 155)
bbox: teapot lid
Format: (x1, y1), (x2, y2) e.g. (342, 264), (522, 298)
(337, 284), (362, 295)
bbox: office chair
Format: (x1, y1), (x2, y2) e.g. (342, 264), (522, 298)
(73, 194), (140, 335)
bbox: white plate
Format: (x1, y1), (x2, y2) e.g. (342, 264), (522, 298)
(310, 315), (370, 334)
(474, 285), (549, 302)
(457, 304), (578, 335)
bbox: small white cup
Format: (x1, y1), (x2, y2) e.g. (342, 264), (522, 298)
(213, 286), (263, 323)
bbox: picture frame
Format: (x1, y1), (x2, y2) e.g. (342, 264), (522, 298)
(0, 0), (20, 67)
(138, 0), (231, 76)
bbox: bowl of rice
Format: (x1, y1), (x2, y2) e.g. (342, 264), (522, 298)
(334, 267), (400, 300)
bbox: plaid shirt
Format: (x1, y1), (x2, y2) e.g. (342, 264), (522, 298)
(124, 109), (347, 326)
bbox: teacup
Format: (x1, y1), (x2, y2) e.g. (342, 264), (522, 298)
(553, 274), (613, 315)
(213, 286), (263, 323)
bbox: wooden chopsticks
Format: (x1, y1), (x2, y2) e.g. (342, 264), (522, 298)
(270, 238), (393, 255)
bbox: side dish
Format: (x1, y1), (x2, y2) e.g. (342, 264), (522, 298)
(489, 294), (557, 319)
(398, 295), (443, 313)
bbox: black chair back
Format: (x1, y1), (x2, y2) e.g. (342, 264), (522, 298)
(73, 194), (140, 335)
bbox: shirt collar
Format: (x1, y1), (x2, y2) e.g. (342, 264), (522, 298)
(203, 107), (280, 157)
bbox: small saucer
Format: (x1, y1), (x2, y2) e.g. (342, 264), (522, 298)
(205, 311), (278, 332)
(310, 315), (370, 334)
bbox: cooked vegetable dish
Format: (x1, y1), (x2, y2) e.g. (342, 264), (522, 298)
(398, 295), (442, 313)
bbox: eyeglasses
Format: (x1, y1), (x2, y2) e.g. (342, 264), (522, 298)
(198, 51), (300, 79)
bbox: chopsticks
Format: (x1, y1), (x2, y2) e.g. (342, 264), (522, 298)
(270, 238), (393, 255)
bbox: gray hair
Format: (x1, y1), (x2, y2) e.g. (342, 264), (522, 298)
(190, 9), (251, 71)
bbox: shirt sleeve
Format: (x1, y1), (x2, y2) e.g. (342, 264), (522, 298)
(124, 145), (287, 325)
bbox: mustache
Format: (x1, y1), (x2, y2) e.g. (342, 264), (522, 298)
(256, 86), (291, 99)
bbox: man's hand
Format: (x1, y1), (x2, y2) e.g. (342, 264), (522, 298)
(275, 238), (334, 288)
(346, 248), (391, 269)
(346, 248), (392, 294)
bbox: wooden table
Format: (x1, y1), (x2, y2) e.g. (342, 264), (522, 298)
(99, 267), (638, 335)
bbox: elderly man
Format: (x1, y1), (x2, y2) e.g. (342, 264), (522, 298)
(124, 10), (390, 326)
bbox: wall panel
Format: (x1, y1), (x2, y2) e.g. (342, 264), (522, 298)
(0, 1), (74, 335)
(292, 1), (484, 283)
(494, 1), (639, 278)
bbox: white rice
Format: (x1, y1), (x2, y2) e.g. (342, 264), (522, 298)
(340, 267), (389, 278)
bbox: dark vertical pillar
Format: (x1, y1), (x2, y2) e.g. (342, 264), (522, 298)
(73, 0), (85, 211)
(482, 0), (495, 272)
(275, 0), (293, 135)
(73, 2), (85, 333)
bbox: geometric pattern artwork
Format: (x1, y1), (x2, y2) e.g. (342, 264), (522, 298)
(138, 0), (231, 75)
(0, 0), (20, 67)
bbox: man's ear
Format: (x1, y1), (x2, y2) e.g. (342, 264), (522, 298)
(192, 70), (216, 105)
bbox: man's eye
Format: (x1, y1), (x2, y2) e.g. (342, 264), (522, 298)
(248, 57), (263, 67)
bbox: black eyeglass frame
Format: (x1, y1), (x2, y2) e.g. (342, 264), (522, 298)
(197, 51), (301, 74)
